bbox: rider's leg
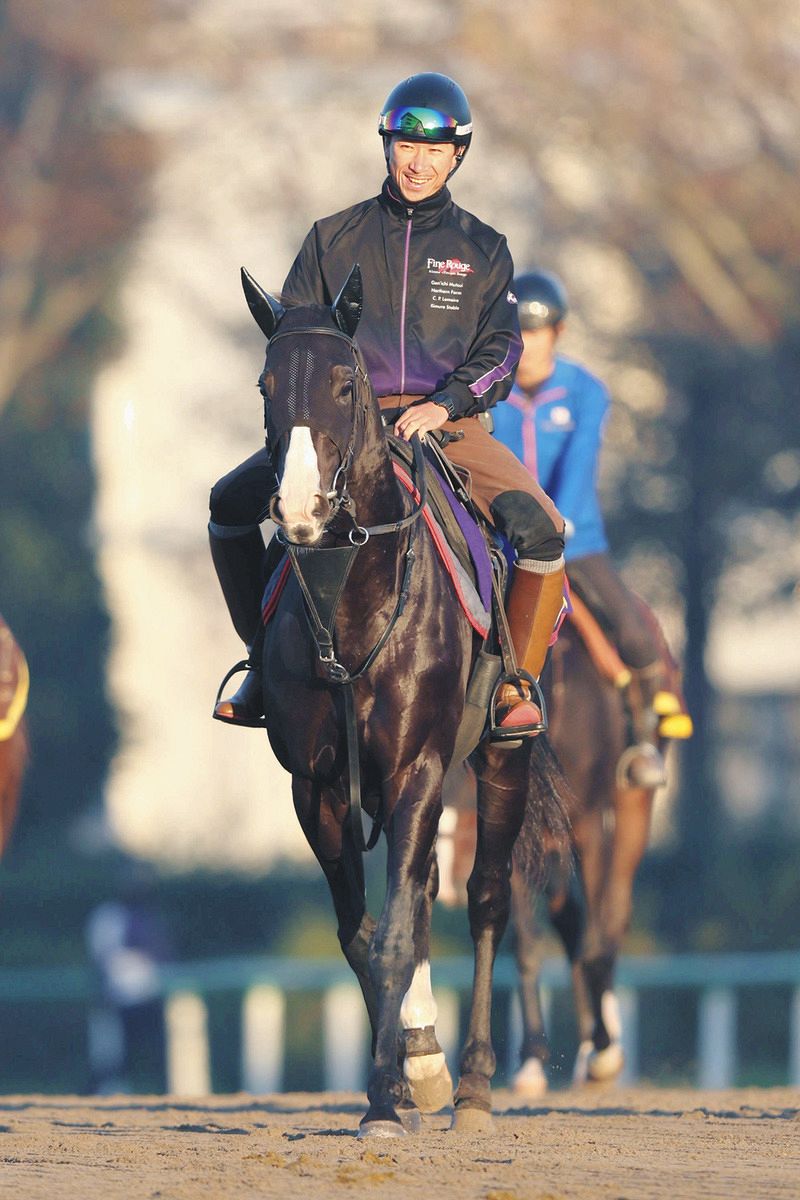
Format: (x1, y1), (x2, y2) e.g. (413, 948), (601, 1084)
(441, 418), (565, 737)
(567, 553), (690, 786)
(209, 448), (276, 726)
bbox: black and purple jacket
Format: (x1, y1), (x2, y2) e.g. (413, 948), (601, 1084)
(281, 178), (523, 419)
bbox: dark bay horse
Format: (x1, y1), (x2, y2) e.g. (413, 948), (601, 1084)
(441, 608), (676, 1093)
(0, 616), (28, 856)
(239, 264), (565, 1137)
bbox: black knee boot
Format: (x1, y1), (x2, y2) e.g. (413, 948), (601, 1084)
(209, 524), (267, 727)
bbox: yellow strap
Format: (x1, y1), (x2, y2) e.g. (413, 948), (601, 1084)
(0, 652), (29, 741)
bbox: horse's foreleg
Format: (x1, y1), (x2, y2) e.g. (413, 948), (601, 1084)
(291, 778), (379, 1051)
(454, 748), (528, 1132)
(400, 849), (454, 1114)
(604, 785), (654, 948)
(360, 768), (443, 1139)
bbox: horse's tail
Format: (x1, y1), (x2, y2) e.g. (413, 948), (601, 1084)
(513, 734), (572, 886)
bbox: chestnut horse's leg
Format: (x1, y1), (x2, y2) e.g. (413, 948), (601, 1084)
(579, 783), (655, 1083)
(510, 847), (584, 1097)
(509, 863), (550, 1097)
(452, 743), (529, 1132)
(399, 847), (454, 1114)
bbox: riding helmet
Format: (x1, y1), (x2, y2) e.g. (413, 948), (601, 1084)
(379, 72), (473, 163)
(513, 270), (569, 330)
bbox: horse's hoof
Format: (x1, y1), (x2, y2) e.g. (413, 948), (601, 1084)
(450, 1105), (494, 1134)
(587, 1042), (624, 1082)
(398, 1104), (422, 1134)
(404, 1052), (453, 1113)
(357, 1118), (408, 1140)
(512, 1056), (548, 1099)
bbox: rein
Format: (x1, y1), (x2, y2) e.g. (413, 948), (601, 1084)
(267, 323), (428, 853)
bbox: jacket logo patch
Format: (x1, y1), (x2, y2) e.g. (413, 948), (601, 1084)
(541, 404), (576, 432)
(427, 257), (474, 277)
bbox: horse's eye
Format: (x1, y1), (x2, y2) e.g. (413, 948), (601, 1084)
(340, 380), (353, 397)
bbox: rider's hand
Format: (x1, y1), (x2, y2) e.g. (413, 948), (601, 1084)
(395, 400), (450, 441)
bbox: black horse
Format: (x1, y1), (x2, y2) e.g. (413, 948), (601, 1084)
(238, 264), (564, 1137)
(440, 606), (679, 1093)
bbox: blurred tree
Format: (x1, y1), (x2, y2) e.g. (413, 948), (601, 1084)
(0, 1), (155, 865)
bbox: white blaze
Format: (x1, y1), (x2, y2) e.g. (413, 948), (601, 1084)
(279, 426), (321, 529)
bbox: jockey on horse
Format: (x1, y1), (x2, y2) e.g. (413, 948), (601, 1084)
(210, 73), (567, 739)
(492, 270), (692, 787)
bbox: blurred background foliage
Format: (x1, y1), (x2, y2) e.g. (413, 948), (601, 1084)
(1, 0), (799, 1090)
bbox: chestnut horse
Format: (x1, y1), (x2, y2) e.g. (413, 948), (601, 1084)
(237, 264), (565, 1137)
(441, 610), (677, 1093)
(0, 615), (28, 856)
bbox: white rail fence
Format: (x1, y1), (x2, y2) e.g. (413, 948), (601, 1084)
(3, 951), (800, 1094)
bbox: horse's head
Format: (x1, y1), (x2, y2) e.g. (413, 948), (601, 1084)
(242, 265), (367, 545)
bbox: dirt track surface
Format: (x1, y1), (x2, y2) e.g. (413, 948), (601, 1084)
(0, 1087), (798, 1199)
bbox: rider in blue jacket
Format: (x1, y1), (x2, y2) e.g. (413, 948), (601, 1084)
(492, 271), (691, 787)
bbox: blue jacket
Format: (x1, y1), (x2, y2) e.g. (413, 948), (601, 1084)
(492, 356), (610, 561)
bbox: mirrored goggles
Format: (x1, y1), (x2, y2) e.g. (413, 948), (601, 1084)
(381, 106), (471, 140)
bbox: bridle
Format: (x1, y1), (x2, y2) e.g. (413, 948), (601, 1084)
(264, 324), (427, 545)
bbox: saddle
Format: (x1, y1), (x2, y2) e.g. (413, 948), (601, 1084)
(0, 616), (29, 742)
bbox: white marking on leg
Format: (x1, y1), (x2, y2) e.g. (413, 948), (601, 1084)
(400, 961), (438, 1031)
(400, 961), (447, 1085)
(279, 427), (322, 535)
(601, 990), (622, 1040)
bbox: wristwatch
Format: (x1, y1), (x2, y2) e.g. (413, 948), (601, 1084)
(432, 392), (458, 421)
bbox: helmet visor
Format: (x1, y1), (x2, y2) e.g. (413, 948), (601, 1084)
(381, 105), (472, 140)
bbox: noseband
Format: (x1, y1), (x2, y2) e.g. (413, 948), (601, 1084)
(265, 324), (426, 543)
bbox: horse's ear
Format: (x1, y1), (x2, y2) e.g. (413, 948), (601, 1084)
(331, 264), (363, 337)
(241, 266), (285, 340)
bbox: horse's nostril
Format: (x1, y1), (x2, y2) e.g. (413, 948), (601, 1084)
(311, 496), (330, 519)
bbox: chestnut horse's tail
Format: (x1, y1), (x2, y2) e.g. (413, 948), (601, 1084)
(513, 734), (572, 886)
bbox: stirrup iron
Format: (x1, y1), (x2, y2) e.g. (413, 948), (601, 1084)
(488, 668), (548, 742)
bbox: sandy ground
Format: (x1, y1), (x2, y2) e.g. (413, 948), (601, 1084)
(0, 1087), (797, 1199)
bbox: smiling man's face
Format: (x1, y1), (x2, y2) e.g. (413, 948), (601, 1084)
(388, 137), (458, 203)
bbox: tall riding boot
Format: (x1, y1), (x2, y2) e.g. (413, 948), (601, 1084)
(209, 523), (268, 727)
(617, 662), (691, 788)
(492, 558), (566, 740)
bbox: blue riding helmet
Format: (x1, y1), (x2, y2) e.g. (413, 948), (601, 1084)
(379, 72), (473, 166)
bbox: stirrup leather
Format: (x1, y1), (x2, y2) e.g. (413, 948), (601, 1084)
(488, 669), (548, 742)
